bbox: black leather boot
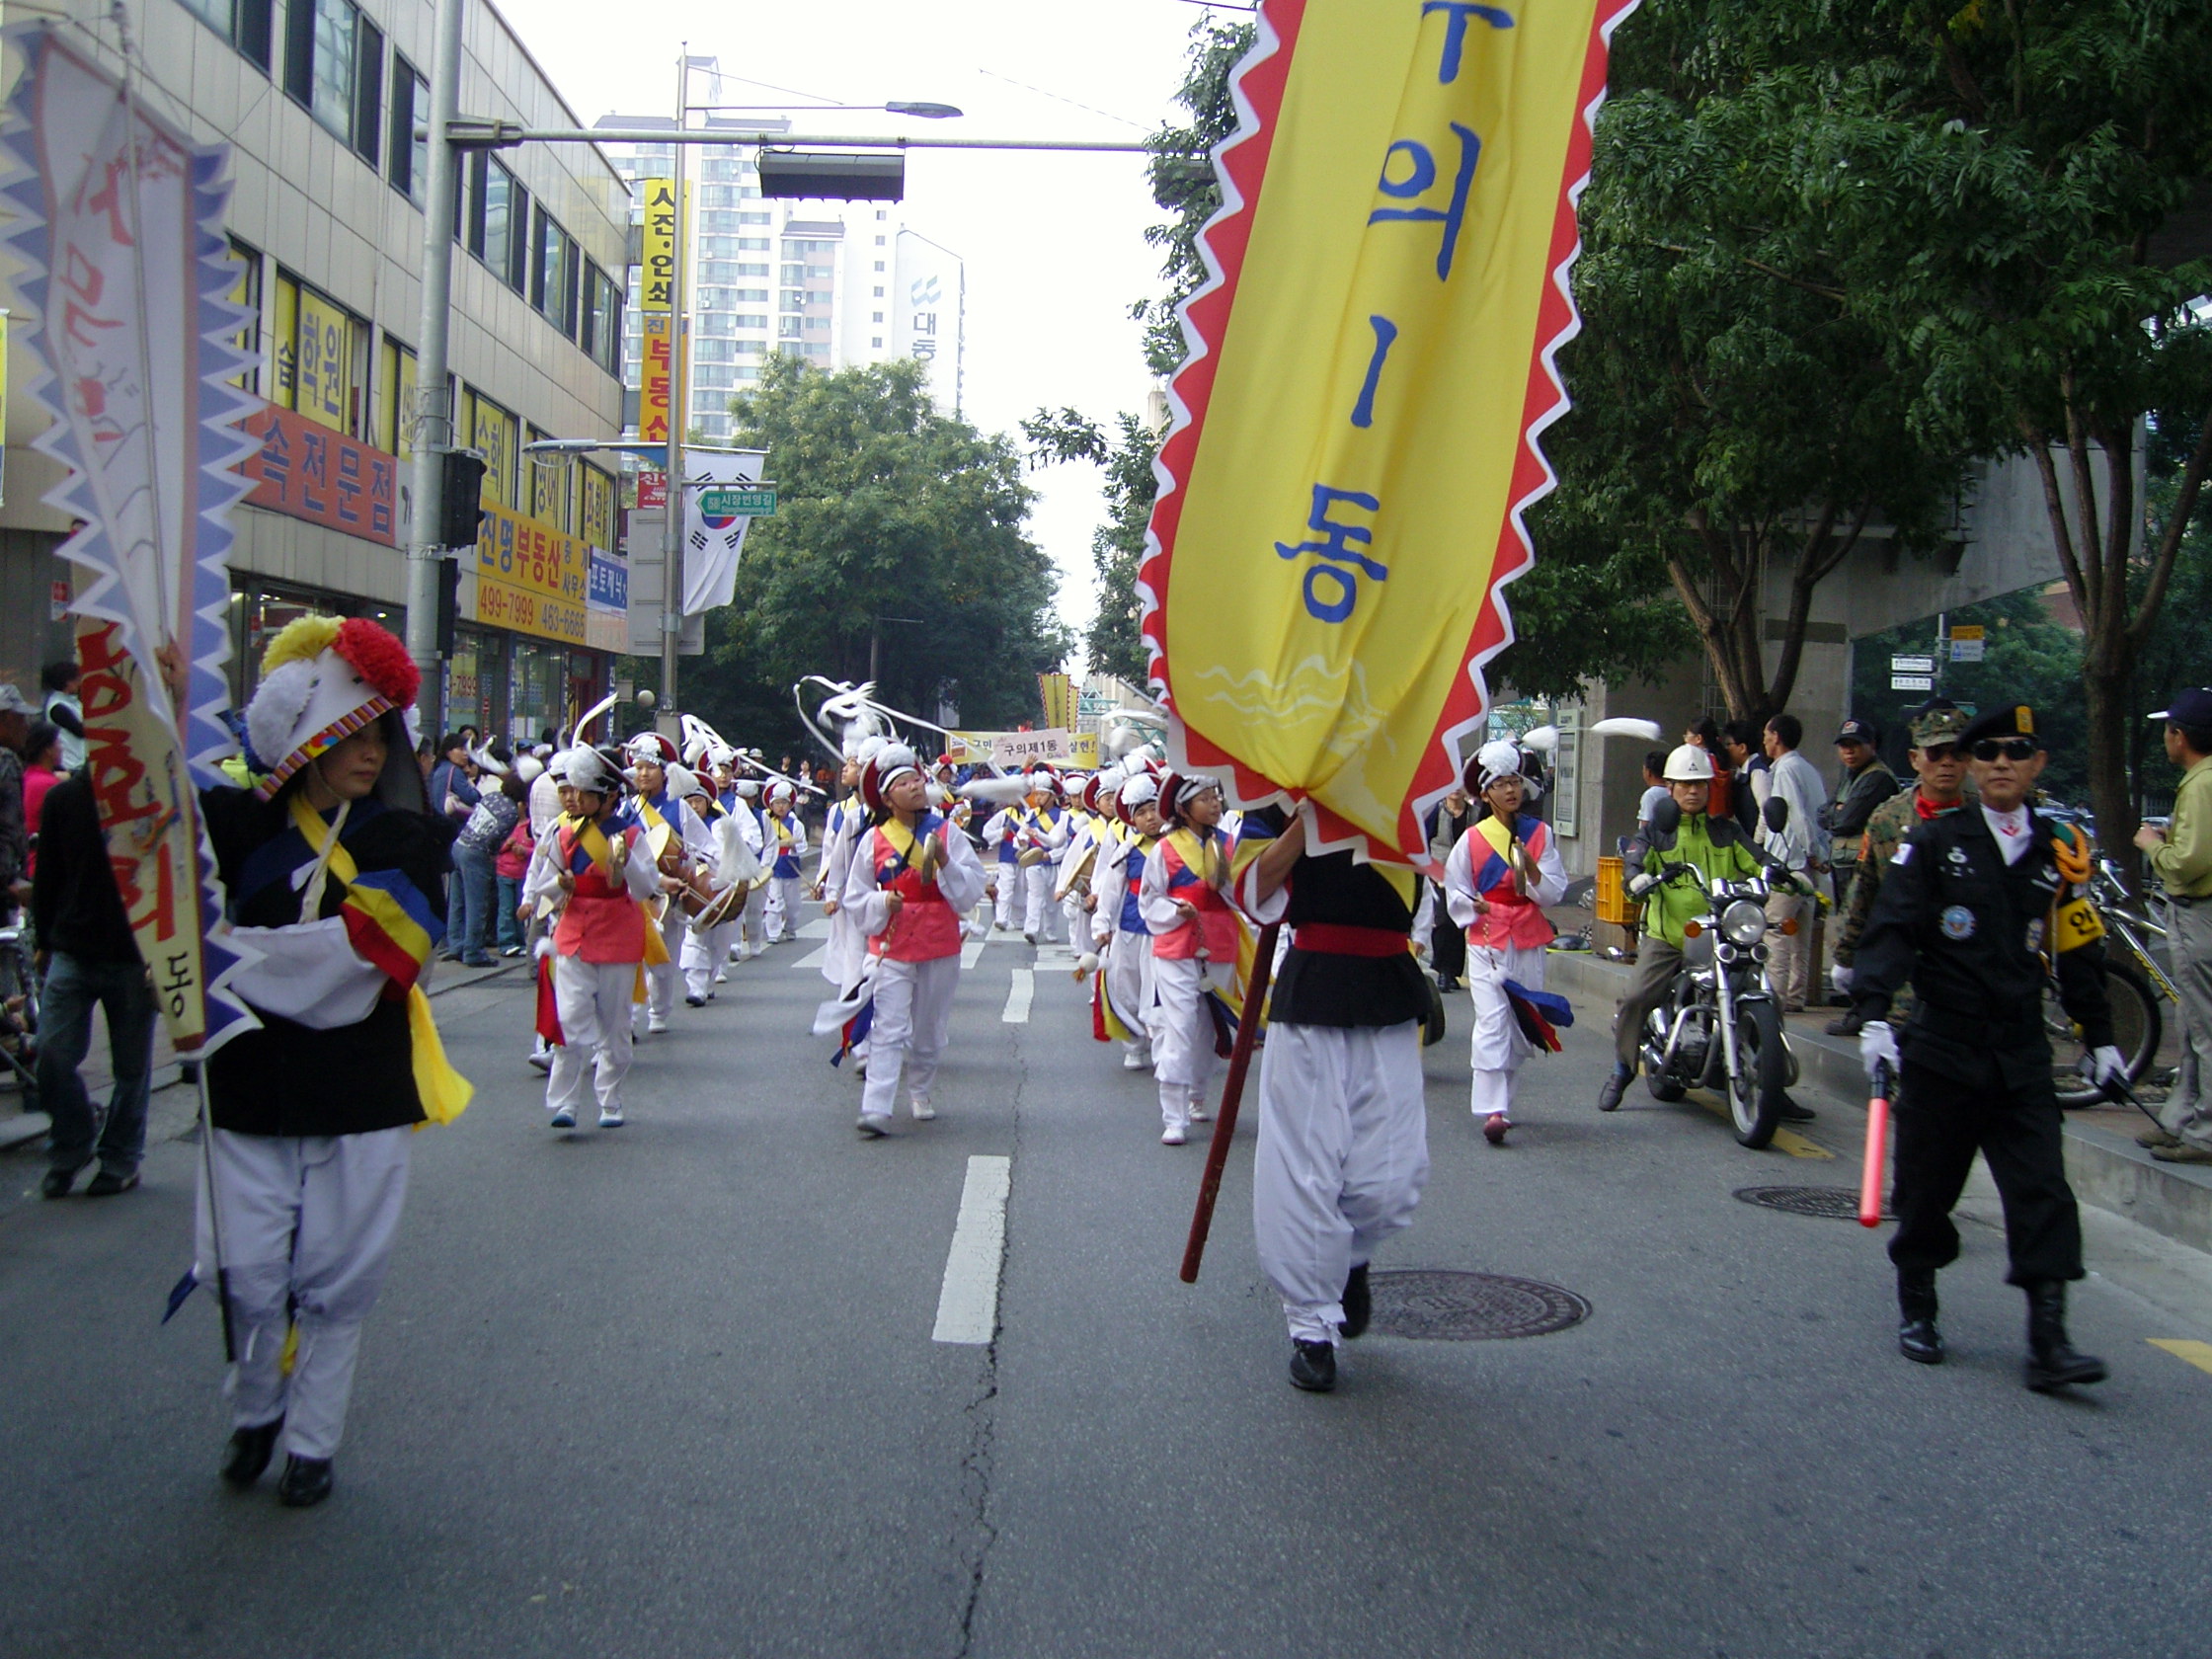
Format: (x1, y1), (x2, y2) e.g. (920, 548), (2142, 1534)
(1289, 1340), (1337, 1392)
(2022, 1281), (2107, 1391)
(1896, 1270), (1942, 1365)
(1596, 1065), (1630, 1112)
(220, 1418), (284, 1488)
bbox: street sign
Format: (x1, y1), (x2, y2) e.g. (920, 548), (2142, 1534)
(1890, 655), (1936, 674)
(636, 470), (668, 510)
(697, 487), (776, 517)
(1948, 625), (1986, 664)
(1891, 673), (1935, 691)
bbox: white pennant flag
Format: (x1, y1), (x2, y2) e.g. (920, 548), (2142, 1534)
(681, 449), (767, 615)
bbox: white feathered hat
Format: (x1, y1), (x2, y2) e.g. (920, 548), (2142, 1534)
(244, 614), (421, 803)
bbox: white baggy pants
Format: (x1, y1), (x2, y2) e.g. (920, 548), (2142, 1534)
(548, 956), (637, 1113)
(766, 875), (805, 941)
(681, 920), (734, 1000)
(1022, 863), (1063, 941)
(195, 1126), (411, 1461)
(1252, 1020), (1429, 1345)
(1106, 928), (1154, 1066)
(1465, 941), (1547, 1121)
(740, 884), (769, 956)
(860, 954), (961, 1121)
(1151, 954), (1227, 1131)
(635, 904), (681, 1026)
(992, 863), (1019, 928)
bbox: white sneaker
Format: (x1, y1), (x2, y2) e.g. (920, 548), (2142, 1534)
(598, 1105), (625, 1129)
(713, 970), (728, 985)
(549, 1107), (577, 1130)
(647, 1014), (671, 1035)
(1160, 1125), (1187, 1146)
(856, 1114), (892, 1139)
(527, 1050), (553, 1073)
(909, 1097), (936, 1121)
(1123, 1051), (1150, 1070)
(1188, 1097), (1212, 1123)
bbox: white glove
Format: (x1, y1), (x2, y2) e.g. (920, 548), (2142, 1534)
(1830, 964), (1854, 993)
(1625, 870), (1659, 900)
(1858, 1020), (1900, 1084)
(2089, 1045), (2128, 1086)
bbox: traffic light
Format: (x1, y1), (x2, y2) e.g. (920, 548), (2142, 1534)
(434, 555), (461, 655)
(437, 449), (487, 550)
(755, 149), (906, 202)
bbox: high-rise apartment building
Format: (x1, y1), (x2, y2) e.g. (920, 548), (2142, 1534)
(595, 94), (965, 440)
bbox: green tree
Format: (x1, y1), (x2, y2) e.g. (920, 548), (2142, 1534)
(1020, 408), (1157, 683)
(683, 357), (1070, 750)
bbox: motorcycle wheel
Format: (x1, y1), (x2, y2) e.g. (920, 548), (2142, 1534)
(2047, 960), (2162, 1108)
(1729, 1000), (1787, 1149)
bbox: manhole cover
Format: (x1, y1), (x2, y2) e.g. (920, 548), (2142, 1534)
(1734, 1185), (1893, 1223)
(1368, 1270), (1591, 1341)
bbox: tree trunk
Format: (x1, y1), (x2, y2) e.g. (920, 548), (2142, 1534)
(2081, 664), (2138, 886)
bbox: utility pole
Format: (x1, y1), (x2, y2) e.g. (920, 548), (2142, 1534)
(404, 0), (467, 736)
(659, 46), (692, 727)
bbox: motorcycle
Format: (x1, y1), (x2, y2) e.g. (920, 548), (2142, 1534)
(1627, 796), (1806, 1149)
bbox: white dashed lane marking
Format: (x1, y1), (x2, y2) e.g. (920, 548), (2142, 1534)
(1001, 969), (1034, 1024)
(933, 1155), (1011, 1344)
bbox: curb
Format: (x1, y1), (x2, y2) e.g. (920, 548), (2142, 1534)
(1542, 947), (2212, 1257)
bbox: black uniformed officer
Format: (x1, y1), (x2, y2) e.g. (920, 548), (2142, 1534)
(1850, 703), (2125, 1390)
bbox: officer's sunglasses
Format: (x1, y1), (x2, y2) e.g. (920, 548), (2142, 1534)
(1968, 738), (2038, 762)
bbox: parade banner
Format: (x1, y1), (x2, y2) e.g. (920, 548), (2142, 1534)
(1141, 0), (1637, 864)
(1037, 672), (1074, 734)
(1, 29), (260, 1049)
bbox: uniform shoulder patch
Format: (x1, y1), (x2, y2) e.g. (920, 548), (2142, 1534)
(1891, 843), (1914, 866)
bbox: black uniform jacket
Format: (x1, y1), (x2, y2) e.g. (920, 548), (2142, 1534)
(1852, 804), (2111, 1089)
(1245, 806), (1428, 1029)
(202, 786), (455, 1138)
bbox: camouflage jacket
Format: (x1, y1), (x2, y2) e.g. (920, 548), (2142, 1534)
(1833, 783), (1977, 967)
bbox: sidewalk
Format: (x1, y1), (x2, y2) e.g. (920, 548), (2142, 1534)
(1542, 947), (2212, 1256)
(0, 953), (530, 1158)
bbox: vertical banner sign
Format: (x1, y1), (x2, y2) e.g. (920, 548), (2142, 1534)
(638, 178), (675, 446)
(0, 27), (260, 1050)
(1037, 672), (1074, 734)
(681, 448), (766, 615)
(1142, 0), (1638, 863)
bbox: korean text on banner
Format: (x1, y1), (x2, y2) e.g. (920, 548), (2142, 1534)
(0, 27), (260, 1051)
(1142, 0), (1638, 863)
(639, 179), (676, 312)
(640, 314), (672, 446)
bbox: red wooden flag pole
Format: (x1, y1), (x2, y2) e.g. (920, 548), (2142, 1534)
(1180, 920), (1281, 1284)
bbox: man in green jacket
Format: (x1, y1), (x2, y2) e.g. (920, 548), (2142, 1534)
(2136, 687), (2212, 1163)
(1596, 744), (1773, 1111)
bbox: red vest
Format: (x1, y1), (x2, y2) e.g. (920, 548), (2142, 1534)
(1463, 818), (1557, 952)
(871, 821), (964, 963)
(553, 823), (649, 963)
(1153, 831), (1237, 963)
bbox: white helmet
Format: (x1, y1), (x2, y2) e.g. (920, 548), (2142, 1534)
(1662, 743), (1715, 782)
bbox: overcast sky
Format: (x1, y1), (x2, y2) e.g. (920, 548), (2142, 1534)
(497, 0), (1234, 667)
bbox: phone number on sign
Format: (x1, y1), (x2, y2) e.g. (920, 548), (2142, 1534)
(475, 578), (587, 645)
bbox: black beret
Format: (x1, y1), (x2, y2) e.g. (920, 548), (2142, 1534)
(1956, 704), (2041, 750)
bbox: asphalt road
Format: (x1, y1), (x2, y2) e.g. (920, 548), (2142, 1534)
(7, 919), (2212, 1658)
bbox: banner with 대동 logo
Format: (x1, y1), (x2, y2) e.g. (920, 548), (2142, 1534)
(1142, 0), (1637, 865)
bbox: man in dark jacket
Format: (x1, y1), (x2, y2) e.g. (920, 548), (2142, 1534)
(1821, 718), (1899, 1000)
(36, 772), (159, 1198)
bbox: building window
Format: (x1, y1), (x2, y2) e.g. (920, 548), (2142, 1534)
(735, 263), (770, 277)
(780, 291), (804, 313)
(733, 341), (765, 356)
(874, 261), (885, 272)
(777, 317), (801, 338)
(873, 286), (885, 297)
(870, 337), (883, 349)
(533, 207), (580, 337)
(737, 238), (771, 252)
(874, 235), (886, 246)
(738, 211), (771, 224)
(871, 311), (884, 323)
(388, 55), (428, 202)
(284, 0), (378, 161)
(802, 317), (830, 334)
(472, 157), (528, 292)
(735, 365), (761, 380)
(875, 209), (888, 220)
(272, 268), (366, 436)
(583, 264), (622, 377)
(732, 288), (768, 303)
(465, 389), (519, 509)
(376, 336), (418, 458)
(228, 238), (263, 395)
(180, 0), (275, 71)
(694, 338), (736, 363)
(731, 315), (767, 330)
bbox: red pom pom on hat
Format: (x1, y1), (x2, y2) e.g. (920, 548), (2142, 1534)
(332, 616), (420, 709)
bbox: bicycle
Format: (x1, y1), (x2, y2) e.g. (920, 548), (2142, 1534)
(2045, 853), (2174, 1108)
(0, 913), (40, 1102)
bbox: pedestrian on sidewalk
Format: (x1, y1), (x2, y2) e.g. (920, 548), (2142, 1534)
(0, 682), (35, 920)
(1821, 719), (1899, 1000)
(2135, 687), (2212, 1164)
(493, 756), (540, 958)
(1759, 713), (1827, 1011)
(451, 746), (518, 967)
(1445, 742), (1568, 1146)
(201, 615), (463, 1507)
(35, 770), (157, 1199)
(40, 658), (84, 773)
(1236, 799), (1431, 1393)
(1852, 702), (2119, 1391)
(21, 720), (61, 871)
(1423, 782), (1477, 990)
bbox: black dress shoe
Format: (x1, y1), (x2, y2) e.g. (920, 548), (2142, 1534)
(276, 1454), (335, 1508)
(1596, 1067), (1630, 1112)
(1289, 1340), (1337, 1392)
(684, 994), (707, 1007)
(1825, 1010), (1865, 1038)
(1340, 1263), (1372, 1340)
(1778, 1095), (1817, 1123)
(84, 1170), (140, 1197)
(221, 1418), (284, 1488)
(40, 1165), (78, 1199)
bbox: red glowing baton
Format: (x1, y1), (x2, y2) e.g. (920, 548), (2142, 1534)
(1858, 1059), (1893, 1228)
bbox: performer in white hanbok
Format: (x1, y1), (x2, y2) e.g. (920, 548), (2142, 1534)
(840, 744), (988, 1136)
(983, 798), (1024, 929)
(616, 734), (713, 1034)
(1140, 771), (1238, 1144)
(1088, 773), (1162, 1070)
(763, 781), (809, 942)
(817, 736), (883, 1000)
(1444, 741), (1569, 1146)
(730, 779), (771, 959)
(674, 767), (754, 1004)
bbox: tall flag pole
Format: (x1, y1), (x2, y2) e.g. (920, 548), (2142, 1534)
(0, 27), (261, 1053)
(1141, 0), (1639, 867)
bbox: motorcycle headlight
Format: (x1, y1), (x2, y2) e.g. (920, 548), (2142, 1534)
(1720, 899), (1767, 947)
